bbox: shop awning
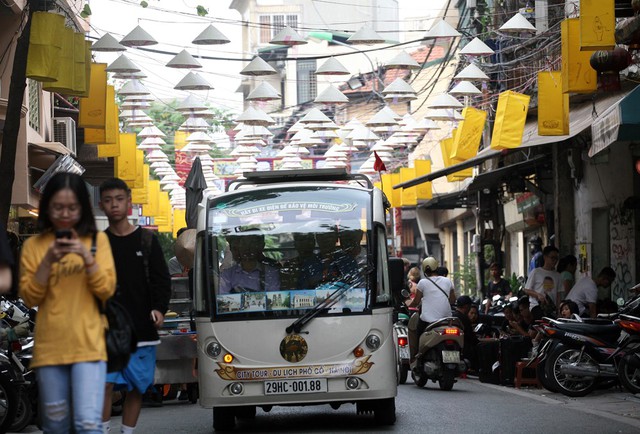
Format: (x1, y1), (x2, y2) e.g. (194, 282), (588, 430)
(466, 154), (549, 193)
(589, 85), (640, 157)
(419, 189), (477, 210)
(29, 141), (72, 155)
(395, 89), (632, 189)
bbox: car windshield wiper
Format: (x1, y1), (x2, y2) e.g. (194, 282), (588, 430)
(285, 282), (351, 334)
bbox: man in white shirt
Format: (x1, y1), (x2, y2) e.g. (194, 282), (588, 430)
(524, 246), (562, 320)
(567, 267), (616, 318)
(406, 257), (456, 361)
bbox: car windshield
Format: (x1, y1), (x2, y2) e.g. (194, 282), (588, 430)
(208, 186), (371, 319)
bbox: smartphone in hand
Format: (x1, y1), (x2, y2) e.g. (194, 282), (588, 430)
(55, 229), (72, 239)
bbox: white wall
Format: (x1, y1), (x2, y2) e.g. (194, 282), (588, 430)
(575, 145), (635, 299)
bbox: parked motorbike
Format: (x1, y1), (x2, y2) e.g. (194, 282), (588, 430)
(0, 347), (26, 432)
(0, 296), (37, 432)
(533, 292), (640, 397)
(408, 315), (466, 391)
(613, 314), (640, 394)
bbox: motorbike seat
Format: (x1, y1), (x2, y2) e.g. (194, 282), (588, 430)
(552, 321), (620, 336)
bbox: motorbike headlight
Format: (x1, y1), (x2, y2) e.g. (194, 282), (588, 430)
(365, 334), (381, 350)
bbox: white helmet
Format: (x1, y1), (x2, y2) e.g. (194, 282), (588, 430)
(422, 257), (438, 274)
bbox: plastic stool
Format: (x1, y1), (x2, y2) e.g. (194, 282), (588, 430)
(515, 359), (541, 389)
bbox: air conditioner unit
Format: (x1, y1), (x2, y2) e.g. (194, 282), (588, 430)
(53, 117), (77, 155)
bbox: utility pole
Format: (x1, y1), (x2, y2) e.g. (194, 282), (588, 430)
(0, 0), (35, 227)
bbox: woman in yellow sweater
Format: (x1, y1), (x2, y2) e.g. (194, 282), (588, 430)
(20, 172), (116, 434)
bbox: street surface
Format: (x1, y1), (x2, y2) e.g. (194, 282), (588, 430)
(16, 377), (640, 433)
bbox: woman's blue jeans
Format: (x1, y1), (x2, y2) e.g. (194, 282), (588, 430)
(36, 361), (106, 434)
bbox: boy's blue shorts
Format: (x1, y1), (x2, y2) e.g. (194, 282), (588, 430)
(107, 346), (156, 393)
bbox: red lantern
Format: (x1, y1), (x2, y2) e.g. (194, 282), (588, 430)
(590, 47), (632, 91)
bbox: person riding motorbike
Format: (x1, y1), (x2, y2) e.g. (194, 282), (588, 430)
(405, 257), (456, 361)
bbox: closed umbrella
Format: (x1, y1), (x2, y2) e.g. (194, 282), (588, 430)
(184, 156), (207, 229)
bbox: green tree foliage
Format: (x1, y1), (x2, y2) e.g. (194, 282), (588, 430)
(451, 254), (477, 297)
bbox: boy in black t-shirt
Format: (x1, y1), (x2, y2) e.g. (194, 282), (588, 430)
(99, 178), (171, 434)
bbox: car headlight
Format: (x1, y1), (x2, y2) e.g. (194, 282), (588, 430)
(365, 334), (381, 350)
(205, 341), (222, 358)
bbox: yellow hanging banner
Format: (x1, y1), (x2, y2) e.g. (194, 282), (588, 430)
(160, 192), (172, 229)
(173, 209), (186, 237)
(380, 174), (394, 208)
(104, 86), (118, 144)
(561, 18), (597, 93)
(97, 133), (120, 158)
(115, 133), (137, 181)
(390, 173), (402, 207)
(490, 91), (530, 151)
(174, 130), (188, 151)
(579, 0), (615, 50)
(441, 137), (472, 181)
(26, 12), (64, 82)
(400, 168), (417, 207)
(414, 160), (432, 200)
(381, 174), (401, 208)
(79, 63), (107, 128)
(131, 165), (149, 204)
(154, 192), (170, 229)
(538, 71), (569, 135)
(131, 150), (145, 189)
(451, 107), (487, 161)
(96, 117), (121, 158)
(144, 180), (160, 217)
(86, 85), (118, 145)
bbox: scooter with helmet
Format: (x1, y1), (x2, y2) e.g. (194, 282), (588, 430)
(404, 258), (466, 391)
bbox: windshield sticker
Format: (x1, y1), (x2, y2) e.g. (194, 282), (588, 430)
(216, 287), (366, 315)
(215, 355), (373, 381)
(222, 202), (358, 218)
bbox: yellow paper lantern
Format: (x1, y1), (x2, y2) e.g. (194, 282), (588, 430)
(26, 12), (64, 82)
(538, 71), (569, 135)
(414, 160), (432, 200)
(72, 32), (87, 94)
(561, 18), (597, 93)
(451, 107), (487, 161)
(79, 63), (108, 128)
(580, 0), (615, 50)
(42, 27), (74, 93)
(490, 91), (530, 151)
(76, 40), (93, 98)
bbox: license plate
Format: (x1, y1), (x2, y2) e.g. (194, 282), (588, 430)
(399, 346), (410, 361)
(264, 378), (328, 395)
(442, 350), (460, 363)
